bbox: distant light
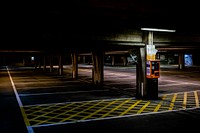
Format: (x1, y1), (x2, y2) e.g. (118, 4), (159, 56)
(31, 56), (34, 61)
(141, 28), (176, 32)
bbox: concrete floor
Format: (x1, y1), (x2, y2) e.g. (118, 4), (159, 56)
(0, 64), (200, 133)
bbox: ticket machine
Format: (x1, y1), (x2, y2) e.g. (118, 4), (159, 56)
(146, 60), (160, 78)
(146, 59), (160, 99)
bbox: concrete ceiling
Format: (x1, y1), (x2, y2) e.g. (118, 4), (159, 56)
(2, 0), (200, 52)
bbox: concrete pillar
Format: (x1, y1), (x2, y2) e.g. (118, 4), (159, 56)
(34, 56), (38, 69)
(178, 53), (185, 69)
(111, 55), (115, 66)
(23, 58), (25, 66)
(136, 31), (159, 99)
(71, 51), (78, 79)
(122, 56), (128, 66)
(148, 31), (153, 45)
(43, 56), (46, 71)
(49, 55), (53, 72)
(38, 57), (41, 69)
(92, 49), (104, 85)
(136, 47), (147, 99)
(82, 56), (86, 64)
(58, 55), (63, 75)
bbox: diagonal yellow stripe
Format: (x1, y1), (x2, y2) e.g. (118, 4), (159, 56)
(119, 100), (142, 116)
(81, 99), (121, 120)
(169, 93), (177, 110)
(20, 107), (31, 127)
(60, 100), (105, 122)
(154, 95), (167, 112)
(35, 101), (91, 125)
(137, 101), (150, 114)
(29, 103), (72, 121)
(101, 99), (131, 118)
(194, 91), (199, 107)
(183, 92), (187, 109)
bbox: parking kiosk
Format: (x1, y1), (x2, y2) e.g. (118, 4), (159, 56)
(146, 59), (160, 99)
(146, 60), (160, 79)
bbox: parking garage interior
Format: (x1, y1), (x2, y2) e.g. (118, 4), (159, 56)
(1, 1), (200, 133)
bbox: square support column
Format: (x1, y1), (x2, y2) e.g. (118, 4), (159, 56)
(136, 31), (159, 100)
(71, 51), (78, 79)
(58, 55), (63, 75)
(136, 47), (147, 99)
(178, 53), (185, 69)
(92, 49), (104, 85)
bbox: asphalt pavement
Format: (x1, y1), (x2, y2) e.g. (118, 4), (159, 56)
(0, 65), (200, 133)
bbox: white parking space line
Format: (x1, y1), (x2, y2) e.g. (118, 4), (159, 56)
(18, 89), (110, 97)
(159, 83), (200, 87)
(6, 66), (34, 133)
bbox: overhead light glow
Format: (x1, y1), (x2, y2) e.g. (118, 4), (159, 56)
(141, 28), (176, 32)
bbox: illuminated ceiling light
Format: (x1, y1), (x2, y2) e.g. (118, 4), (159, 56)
(141, 28), (176, 32)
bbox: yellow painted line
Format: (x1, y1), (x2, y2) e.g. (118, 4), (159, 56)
(35, 101), (92, 125)
(137, 101), (150, 114)
(81, 99), (120, 120)
(26, 90), (200, 127)
(169, 93), (177, 110)
(119, 100), (142, 116)
(60, 100), (105, 122)
(20, 107), (33, 130)
(101, 99), (131, 118)
(7, 67), (34, 133)
(183, 92), (187, 109)
(194, 91), (199, 107)
(154, 95), (167, 112)
(29, 103), (73, 121)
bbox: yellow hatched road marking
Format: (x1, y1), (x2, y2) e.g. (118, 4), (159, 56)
(29, 103), (74, 121)
(169, 93), (177, 110)
(194, 91), (199, 107)
(23, 90), (200, 127)
(81, 99), (120, 120)
(35, 101), (92, 125)
(119, 100), (142, 116)
(137, 101), (150, 114)
(20, 107), (31, 127)
(60, 100), (105, 122)
(183, 92), (187, 109)
(101, 99), (131, 118)
(154, 95), (167, 112)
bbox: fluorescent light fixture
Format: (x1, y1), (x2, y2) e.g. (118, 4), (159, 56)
(141, 28), (176, 32)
